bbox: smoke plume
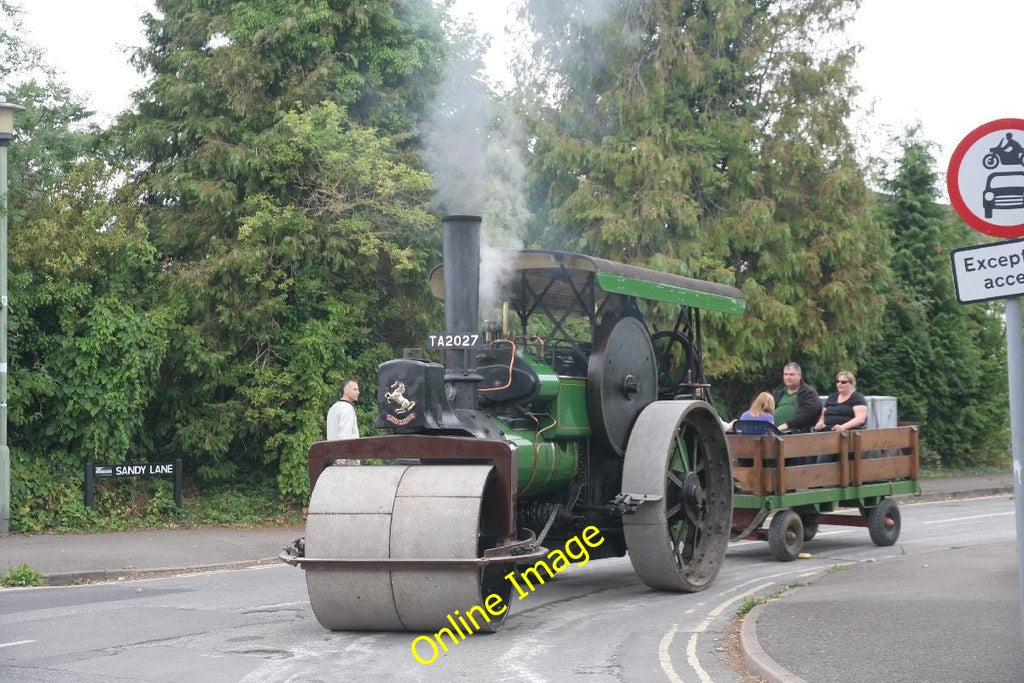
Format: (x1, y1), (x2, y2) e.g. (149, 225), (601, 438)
(422, 18), (531, 325)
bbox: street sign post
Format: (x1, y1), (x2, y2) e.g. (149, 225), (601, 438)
(948, 119), (1024, 649)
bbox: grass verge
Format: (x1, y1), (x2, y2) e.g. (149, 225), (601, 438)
(1, 563), (43, 587)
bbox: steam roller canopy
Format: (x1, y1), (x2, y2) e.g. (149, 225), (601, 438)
(304, 464), (511, 631)
(587, 316), (658, 456)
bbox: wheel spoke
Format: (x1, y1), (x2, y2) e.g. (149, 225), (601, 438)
(675, 521), (698, 566)
(670, 519), (688, 548)
(670, 437), (684, 471)
(686, 432), (703, 473)
(671, 432), (691, 471)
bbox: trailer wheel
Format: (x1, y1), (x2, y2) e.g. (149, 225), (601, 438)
(868, 498), (901, 546)
(768, 510), (804, 561)
(622, 401), (732, 592)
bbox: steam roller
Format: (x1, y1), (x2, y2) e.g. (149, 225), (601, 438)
(282, 214), (746, 631)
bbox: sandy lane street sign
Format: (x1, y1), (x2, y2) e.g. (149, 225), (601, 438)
(951, 237), (1024, 303)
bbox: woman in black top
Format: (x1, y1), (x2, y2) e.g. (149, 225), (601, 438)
(815, 370), (868, 432)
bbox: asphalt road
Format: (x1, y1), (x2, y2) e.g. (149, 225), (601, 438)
(2, 494), (1016, 682)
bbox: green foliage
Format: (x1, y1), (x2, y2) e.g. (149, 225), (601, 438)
(858, 131), (1008, 467)
(10, 453), (93, 532)
(737, 586), (788, 615)
(13, 473), (302, 534)
(2, 26), (175, 532)
(110, 0), (448, 500)
(136, 101), (439, 499)
(1, 563), (43, 588)
(517, 0), (887, 410)
(3, 0), (450, 525)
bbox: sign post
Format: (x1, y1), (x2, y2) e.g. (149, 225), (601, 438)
(947, 118), (1024, 648)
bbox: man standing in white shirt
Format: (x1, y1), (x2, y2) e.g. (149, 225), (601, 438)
(326, 379), (361, 464)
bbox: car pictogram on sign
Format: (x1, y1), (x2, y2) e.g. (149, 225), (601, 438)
(983, 171), (1024, 218)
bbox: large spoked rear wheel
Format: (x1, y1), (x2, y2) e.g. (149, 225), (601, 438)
(622, 401), (733, 592)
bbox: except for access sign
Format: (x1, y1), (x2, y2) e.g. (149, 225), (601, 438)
(951, 237), (1024, 303)
(947, 118), (1024, 238)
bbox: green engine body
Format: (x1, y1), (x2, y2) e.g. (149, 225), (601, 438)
(375, 347), (588, 500)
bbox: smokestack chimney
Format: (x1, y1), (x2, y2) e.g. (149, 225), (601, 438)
(442, 215), (481, 335)
(441, 215), (482, 409)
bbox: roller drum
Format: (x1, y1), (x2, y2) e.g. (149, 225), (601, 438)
(304, 464), (511, 632)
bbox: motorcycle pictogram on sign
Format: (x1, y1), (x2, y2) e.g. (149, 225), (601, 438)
(982, 133), (1024, 169)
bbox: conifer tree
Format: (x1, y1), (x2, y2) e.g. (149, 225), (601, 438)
(116, 0), (450, 496)
(516, 0), (888, 409)
(860, 132), (1007, 466)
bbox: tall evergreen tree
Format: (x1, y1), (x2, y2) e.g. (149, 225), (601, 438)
(859, 131), (1007, 466)
(116, 0), (450, 496)
(516, 0), (888, 410)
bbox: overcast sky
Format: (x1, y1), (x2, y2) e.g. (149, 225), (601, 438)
(15, 0), (1024, 180)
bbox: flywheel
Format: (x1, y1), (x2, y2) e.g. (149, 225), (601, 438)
(587, 316), (658, 456)
(621, 401), (733, 592)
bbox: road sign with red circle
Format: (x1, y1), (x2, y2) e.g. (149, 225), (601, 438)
(947, 118), (1024, 238)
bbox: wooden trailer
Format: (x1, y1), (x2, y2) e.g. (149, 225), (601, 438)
(727, 425), (921, 561)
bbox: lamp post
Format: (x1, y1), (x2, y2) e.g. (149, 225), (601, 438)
(0, 98), (24, 536)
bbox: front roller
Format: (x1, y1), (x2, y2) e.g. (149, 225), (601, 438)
(302, 464), (514, 631)
(621, 401), (733, 591)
